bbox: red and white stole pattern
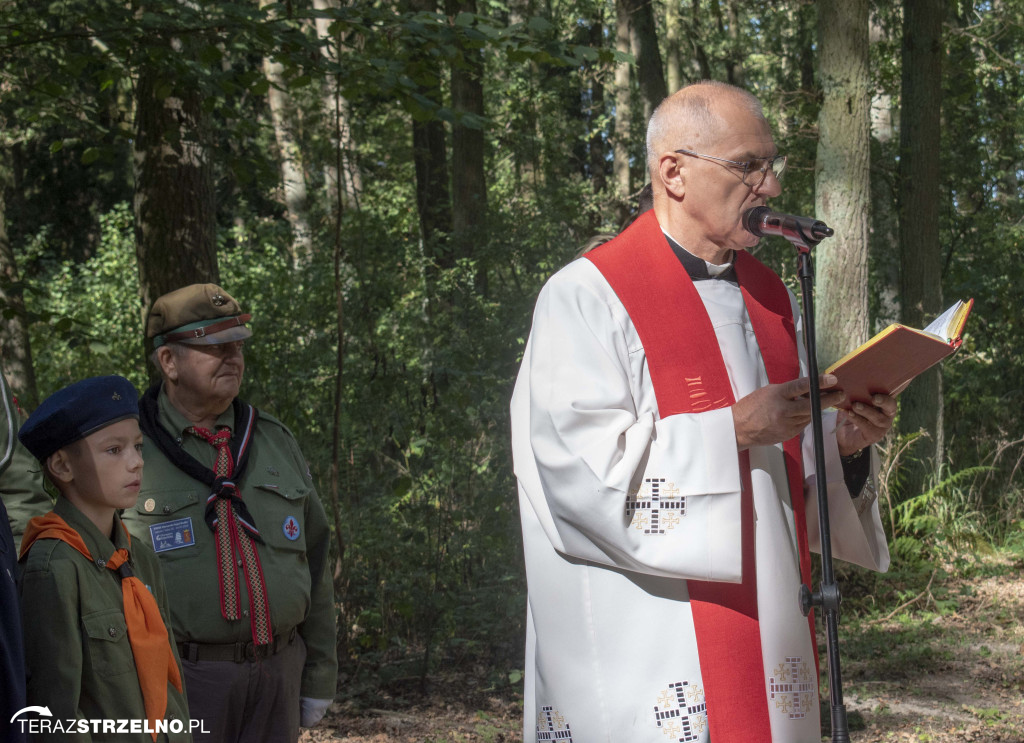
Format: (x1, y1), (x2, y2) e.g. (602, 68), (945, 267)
(586, 210), (814, 742)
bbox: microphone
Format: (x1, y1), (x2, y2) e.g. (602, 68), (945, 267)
(742, 206), (834, 243)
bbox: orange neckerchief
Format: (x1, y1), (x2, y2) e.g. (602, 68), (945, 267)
(21, 513), (183, 742)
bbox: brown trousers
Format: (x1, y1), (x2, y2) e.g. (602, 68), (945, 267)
(182, 634), (306, 743)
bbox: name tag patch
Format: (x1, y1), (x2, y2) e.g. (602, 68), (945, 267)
(149, 517), (197, 553)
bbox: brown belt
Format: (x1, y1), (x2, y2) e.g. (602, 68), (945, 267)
(178, 627), (297, 663)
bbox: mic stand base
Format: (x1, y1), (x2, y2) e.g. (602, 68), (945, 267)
(830, 706), (851, 743)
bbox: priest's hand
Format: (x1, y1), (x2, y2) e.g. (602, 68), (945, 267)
(733, 375), (845, 450)
(835, 393), (897, 456)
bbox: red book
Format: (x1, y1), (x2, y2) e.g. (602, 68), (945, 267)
(826, 299), (974, 409)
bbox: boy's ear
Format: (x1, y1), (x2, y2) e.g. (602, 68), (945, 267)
(46, 449), (75, 484)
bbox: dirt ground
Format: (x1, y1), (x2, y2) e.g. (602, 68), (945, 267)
(840, 567), (1024, 743)
(301, 566), (1024, 743)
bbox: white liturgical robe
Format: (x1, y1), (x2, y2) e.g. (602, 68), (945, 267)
(511, 245), (890, 743)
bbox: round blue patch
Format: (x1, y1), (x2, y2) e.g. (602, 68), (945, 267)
(282, 516), (301, 541)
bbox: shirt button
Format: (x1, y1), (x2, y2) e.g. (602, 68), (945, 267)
(108, 627), (118, 637)
(163, 505), (172, 514)
(243, 610), (249, 616)
(96, 559), (106, 567)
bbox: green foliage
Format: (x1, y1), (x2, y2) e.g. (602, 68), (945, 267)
(20, 203), (148, 395)
(892, 465), (995, 554)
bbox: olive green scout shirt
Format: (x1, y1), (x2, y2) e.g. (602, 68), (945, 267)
(0, 374), (52, 545)
(19, 498), (191, 742)
(121, 386), (338, 700)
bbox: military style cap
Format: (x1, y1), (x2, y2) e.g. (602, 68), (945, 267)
(19, 375), (139, 461)
(147, 283), (253, 348)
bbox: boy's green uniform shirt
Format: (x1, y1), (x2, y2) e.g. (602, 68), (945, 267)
(19, 497), (191, 742)
(121, 387), (338, 700)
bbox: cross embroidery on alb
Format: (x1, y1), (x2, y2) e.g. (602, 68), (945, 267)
(769, 656), (816, 720)
(536, 706), (572, 742)
(627, 478), (686, 534)
(654, 681), (707, 742)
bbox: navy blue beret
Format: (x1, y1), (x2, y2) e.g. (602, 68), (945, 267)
(18, 375), (140, 461)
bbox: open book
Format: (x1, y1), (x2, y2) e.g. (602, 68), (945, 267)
(825, 299), (974, 409)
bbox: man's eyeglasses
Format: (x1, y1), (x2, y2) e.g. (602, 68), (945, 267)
(674, 149), (787, 188)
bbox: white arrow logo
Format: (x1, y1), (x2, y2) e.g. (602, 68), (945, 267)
(10, 706), (51, 722)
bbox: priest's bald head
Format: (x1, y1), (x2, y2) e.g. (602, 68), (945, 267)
(645, 81), (785, 265)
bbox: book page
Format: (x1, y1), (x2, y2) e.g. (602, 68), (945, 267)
(922, 301), (964, 341)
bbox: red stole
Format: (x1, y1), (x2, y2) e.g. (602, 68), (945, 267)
(586, 211), (814, 741)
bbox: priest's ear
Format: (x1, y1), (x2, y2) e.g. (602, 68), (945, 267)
(658, 151), (686, 199)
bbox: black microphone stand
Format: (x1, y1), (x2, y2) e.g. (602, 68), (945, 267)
(772, 218), (851, 742)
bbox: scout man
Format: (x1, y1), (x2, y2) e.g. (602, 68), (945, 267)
(18, 375), (191, 742)
(122, 284), (336, 743)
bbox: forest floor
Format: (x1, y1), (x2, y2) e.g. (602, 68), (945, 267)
(301, 551), (1024, 743)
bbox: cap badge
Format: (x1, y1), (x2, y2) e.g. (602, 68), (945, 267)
(211, 293), (227, 306)
(112, 392), (122, 400)
(282, 516), (300, 541)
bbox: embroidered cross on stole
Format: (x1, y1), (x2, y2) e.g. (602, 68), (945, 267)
(586, 210), (815, 742)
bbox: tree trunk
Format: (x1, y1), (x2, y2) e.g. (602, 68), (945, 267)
(447, 0), (488, 293)
(688, 0), (712, 81)
(612, 0), (632, 216)
(133, 66), (219, 338)
(622, 0), (667, 122)
(309, 0), (354, 671)
(0, 169), (38, 409)
(262, 53), (314, 268)
(587, 20), (608, 195)
(665, 0), (683, 94)
(897, 0), (945, 496)
(717, 0), (745, 87)
(313, 0), (361, 212)
(814, 0), (870, 368)
(408, 0), (452, 261)
(870, 15), (900, 330)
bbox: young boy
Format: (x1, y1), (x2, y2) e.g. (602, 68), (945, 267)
(17, 375), (191, 742)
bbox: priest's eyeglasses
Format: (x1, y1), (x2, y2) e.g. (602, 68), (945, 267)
(674, 149), (787, 188)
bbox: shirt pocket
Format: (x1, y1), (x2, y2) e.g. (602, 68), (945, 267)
(251, 478), (309, 555)
(131, 488), (204, 561)
(81, 608), (135, 677)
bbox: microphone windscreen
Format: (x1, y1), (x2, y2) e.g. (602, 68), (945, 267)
(742, 206), (771, 236)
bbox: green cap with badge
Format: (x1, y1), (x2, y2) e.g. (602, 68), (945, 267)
(148, 283), (253, 348)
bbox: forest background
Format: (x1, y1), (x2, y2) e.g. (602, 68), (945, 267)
(1, 0), (1022, 708)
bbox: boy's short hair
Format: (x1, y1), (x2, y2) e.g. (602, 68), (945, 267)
(18, 375), (139, 462)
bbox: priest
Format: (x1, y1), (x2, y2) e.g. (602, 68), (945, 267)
(510, 80), (895, 743)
